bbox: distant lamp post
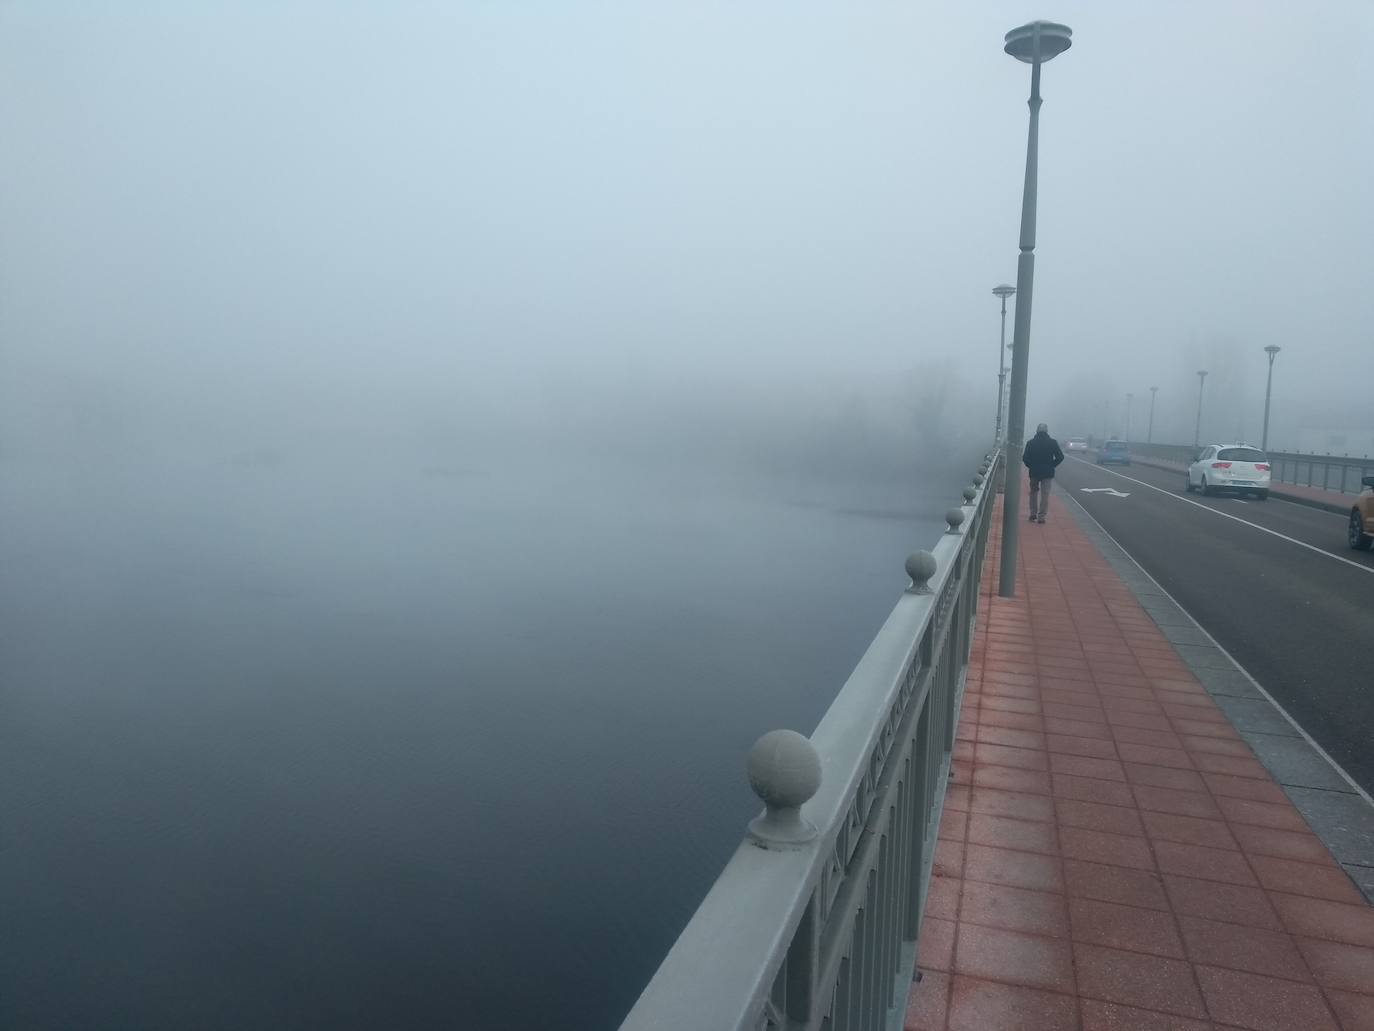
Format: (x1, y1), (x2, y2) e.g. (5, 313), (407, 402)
(992, 284), (1016, 444)
(1262, 345), (1282, 450)
(998, 19), (1073, 599)
(1193, 370), (1208, 448)
(1147, 386), (1158, 443)
(1125, 393), (1134, 443)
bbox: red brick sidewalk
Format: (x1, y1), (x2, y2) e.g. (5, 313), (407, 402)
(904, 497), (1374, 1030)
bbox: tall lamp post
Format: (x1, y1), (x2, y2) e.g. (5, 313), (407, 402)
(1147, 386), (1158, 443)
(993, 284), (1016, 444)
(1193, 370), (1208, 448)
(1125, 392), (1134, 443)
(1262, 345), (1281, 449)
(998, 20), (1073, 599)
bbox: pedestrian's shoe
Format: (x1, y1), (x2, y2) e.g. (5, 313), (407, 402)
(1029, 514), (1038, 522)
(1037, 517), (1046, 524)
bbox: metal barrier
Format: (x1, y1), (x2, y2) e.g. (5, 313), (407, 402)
(620, 451), (1002, 1031)
(1128, 443), (1374, 497)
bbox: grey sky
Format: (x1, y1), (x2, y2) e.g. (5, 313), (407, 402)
(2, 1), (1371, 461)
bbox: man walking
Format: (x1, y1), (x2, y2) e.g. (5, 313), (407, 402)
(1022, 422), (1064, 524)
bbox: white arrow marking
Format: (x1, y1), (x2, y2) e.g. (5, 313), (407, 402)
(1079, 487), (1132, 498)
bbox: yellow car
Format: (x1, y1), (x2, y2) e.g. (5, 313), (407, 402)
(1350, 475), (1374, 551)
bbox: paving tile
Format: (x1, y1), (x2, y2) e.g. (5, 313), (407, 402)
(964, 843), (1064, 894)
(980, 708), (1046, 732)
(1194, 965), (1339, 1031)
(939, 807), (968, 841)
(1061, 826), (1157, 871)
(969, 785), (1056, 823)
(1051, 753), (1128, 782)
(972, 763), (1052, 796)
(1045, 716), (1116, 740)
(1323, 987), (1374, 1031)
(1053, 773), (1137, 807)
(934, 838), (965, 878)
(1126, 763), (1209, 792)
(903, 968), (950, 1031)
(1294, 937), (1374, 995)
(975, 742), (1050, 771)
(1118, 744), (1197, 771)
(1070, 896), (1186, 957)
(1178, 915), (1310, 982)
(1112, 725), (1187, 750)
(1201, 773), (1291, 805)
(1248, 855), (1364, 905)
(1056, 798), (1146, 838)
(1182, 736), (1254, 758)
(1134, 784), (1222, 819)
(1153, 840), (1258, 886)
(945, 975), (1079, 1031)
(959, 880), (1070, 938)
(1064, 859), (1170, 911)
(1047, 733), (1120, 759)
(1270, 894), (1374, 947)
(1222, 827), (1329, 874)
(1244, 733), (1361, 790)
(1190, 752), (1272, 779)
(1080, 998), (1213, 1031)
(945, 784), (970, 811)
(983, 695), (1042, 716)
(917, 916), (956, 971)
(954, 922), (1075, 993)
(1075, 942), (1207, 1019)
(1142, 811), (1239, 851)
(925, 874), (961, 920)
(1164, 876), (1283, 931)
(1216, 795), (1311, 833)
(967, 813), (1059, 856)
(1108, 710), (1175, 732)
(977, 724), (1048, 751)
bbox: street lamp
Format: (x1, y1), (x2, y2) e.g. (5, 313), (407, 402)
(1125, 392), (1134, 443)
(1147, 386), (1158, 443)
(1193, 370), (1208, 448)
(1262, 345), (1281, 450)
(993, 285), (1016, 444)
(998, 19), (1073, 599)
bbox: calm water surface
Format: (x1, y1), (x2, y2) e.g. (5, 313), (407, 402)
(1, 448), (979, 1030)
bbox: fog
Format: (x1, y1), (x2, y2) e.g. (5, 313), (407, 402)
(3, 3), (1372, 1029)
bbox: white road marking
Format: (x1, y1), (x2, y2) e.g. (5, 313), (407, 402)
(1065, 456), (1374, 577)
(1080, 487), (1131, 498)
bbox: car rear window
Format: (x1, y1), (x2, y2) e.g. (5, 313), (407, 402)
(1218, 448), (1266, 462)
(1105, 442), (1128, 451)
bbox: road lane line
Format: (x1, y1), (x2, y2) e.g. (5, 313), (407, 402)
(1063, 490), (1374, 806)
(1065, 457), (1374, 577)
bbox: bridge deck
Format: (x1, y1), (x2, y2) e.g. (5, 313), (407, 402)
(904, 497), (1374, 1030)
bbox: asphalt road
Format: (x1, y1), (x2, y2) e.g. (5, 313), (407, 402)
(1052, 456), (1374, 795)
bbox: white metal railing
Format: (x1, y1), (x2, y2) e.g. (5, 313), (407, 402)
(620, 450), (1001, 1031)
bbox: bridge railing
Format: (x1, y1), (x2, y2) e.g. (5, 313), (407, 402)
(1127, 443), (1374, 497)
(620, 451), (1002, 1031)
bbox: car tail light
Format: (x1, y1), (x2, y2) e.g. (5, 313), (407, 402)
(1256, 464), (1270, 471)
(1211, 462), (1232, 469)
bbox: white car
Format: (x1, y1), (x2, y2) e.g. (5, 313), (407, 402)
(1186, 444), (1271, 499)
(1065, 437), (1089, 452)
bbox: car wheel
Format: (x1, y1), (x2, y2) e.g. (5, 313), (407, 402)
(1201, 477), (1215, 497)
(1255, 490), (1268, 501)
(1185, 475), (1195, 493)
(1350, 511), (1373, 551)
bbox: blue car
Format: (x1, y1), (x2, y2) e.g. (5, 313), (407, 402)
(1097, 440), (1131, 465)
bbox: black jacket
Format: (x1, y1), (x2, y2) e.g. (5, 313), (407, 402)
(1022, 432), (1065, 479)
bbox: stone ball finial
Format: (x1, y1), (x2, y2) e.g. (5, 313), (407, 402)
(962, 486), (977, 502)
(905, 550), (937, 594)
(945, 508), (965, 533)
(973, 473), (985, 486)
(746, 729), (821, 846)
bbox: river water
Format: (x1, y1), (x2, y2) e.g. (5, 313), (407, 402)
(1, 446), (982, 1030)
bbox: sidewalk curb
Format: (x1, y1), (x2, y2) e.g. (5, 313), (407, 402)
(1130, 456), (1352, 515)
(1061, 490), (1374, 903)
